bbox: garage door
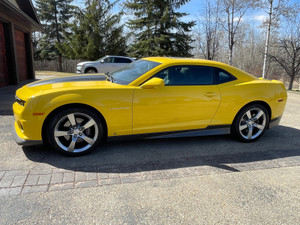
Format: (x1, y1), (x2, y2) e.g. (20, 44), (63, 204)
(0, 22), (9, 87)
(14, 29), (28, 81)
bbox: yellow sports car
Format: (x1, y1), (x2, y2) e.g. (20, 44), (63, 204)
(13, 57), (287, 155)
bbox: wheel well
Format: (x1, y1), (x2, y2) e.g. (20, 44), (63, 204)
(42, 103), (107, 143)
(84, 67), (98, 73)
(233, 101), (272, 124)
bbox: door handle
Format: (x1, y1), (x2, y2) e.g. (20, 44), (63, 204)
(204, 92), (217, 97)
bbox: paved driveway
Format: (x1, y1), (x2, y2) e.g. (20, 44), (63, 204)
(0, 79), (299, 224)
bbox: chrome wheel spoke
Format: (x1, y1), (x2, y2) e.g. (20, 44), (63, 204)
(82, 119), (96, 130)
(239, 124), (248, 131)
(255, 124), (264, 130)
(68, 136), (77, 152)
(81, 134), (95, 145)
(253, 110), (263, 121)
(247, 127), (253, 139)
(67, 113), (77, 126)
(246, 111), (252, 120)
(55, 130), (69, 137)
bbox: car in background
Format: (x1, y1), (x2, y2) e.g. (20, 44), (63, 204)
(13, 57), (287, 156)
(76, 55), (136, 74)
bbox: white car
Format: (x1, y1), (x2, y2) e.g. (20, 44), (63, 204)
(76, 55), (136, 74)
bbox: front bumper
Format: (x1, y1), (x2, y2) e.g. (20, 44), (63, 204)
(76, 66), (84, 74)
(12, 122), (43, 146)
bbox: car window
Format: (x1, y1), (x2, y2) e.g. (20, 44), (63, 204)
(103, 57), (114, 63)
(215, 69), (236, 84)
(110, 60), (161, 85)
(115, 57), (132, 63)
(153, 65), (214, 86)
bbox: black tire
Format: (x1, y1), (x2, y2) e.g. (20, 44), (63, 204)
(85, 68), (97, 73)
(231, 104), (269, 142)
(47, 107), (103, 156)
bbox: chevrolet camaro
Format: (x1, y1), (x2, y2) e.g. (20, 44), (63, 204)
(13, 57), (287, 156)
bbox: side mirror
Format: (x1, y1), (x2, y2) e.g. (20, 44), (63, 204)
(140, 78), (165, 89)
(100, 60), (104, 63)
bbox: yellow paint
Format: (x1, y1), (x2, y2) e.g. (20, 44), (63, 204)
(13, 57), (287, 142)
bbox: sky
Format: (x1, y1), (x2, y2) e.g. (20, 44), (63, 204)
(35, 0), (300, 29)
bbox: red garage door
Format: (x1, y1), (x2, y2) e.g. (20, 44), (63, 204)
(14, 29), (28, 81)
(0, 22), (9, 87)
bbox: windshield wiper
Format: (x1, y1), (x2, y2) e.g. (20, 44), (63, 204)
(105, 72), (114, 83)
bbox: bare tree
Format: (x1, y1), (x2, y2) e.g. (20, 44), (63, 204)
(262, 0), (274, 78)
(269, 19), (300, 90)
(261, 0), (298, 78)
(218, 0), (260, 65)
(196, 0), (220, 60)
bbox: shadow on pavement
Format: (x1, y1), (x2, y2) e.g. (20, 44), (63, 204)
(22, 125), (300, 173)
(0, 79), (37, 116)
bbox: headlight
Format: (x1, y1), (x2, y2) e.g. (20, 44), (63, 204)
(77, 65), (83, 69)
(15, 95), (26, 106)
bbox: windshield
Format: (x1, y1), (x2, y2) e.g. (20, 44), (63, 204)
(109, 60), (161, 85)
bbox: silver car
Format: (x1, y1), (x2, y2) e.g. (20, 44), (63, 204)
(76, 55), (136, 74)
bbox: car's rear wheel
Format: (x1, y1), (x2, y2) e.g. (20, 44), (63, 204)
(85, 68), (97, 73)
(47, 107), (103, 156)
(232, 104), (269, 142)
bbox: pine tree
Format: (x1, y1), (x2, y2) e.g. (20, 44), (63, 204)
(125, 0), (195, 58)
(61, 0), (127, 60)
(35, 0), (75, 71)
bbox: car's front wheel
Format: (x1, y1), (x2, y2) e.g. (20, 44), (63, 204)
(85, 68), (97, 73)
(232, 104), (269, 142)
(47, 107), (103, 156)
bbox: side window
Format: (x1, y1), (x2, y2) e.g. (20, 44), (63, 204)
(153, 65), (214, 86)
(115, 58), (132, 63)
(215, 69), (236, 84)
(103, 57), (114, 63)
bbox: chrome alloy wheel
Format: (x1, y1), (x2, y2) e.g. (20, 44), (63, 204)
(238, 108), (266, 140)
(54, 113), (98, 153)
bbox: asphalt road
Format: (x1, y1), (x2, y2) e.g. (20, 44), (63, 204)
(0, 80), (299, 224)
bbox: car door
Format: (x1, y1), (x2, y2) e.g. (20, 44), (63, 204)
(99, 56), (117, 73)
(132, 65), (221, 134)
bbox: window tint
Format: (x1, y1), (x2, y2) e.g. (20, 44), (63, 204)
(115, 57), (132, 63)
(215, 69), (236, 84)
(153, 66), (214, 85)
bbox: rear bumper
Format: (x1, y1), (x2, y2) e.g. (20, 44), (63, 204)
(269, 116), (282, 129)
(12, 122), (43, 146)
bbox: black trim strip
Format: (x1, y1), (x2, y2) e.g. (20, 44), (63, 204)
(108, 125), (231, 142)
(28, 75), (107, 87)
(12, 123), (43, 146)
(269, 116), (282, 129)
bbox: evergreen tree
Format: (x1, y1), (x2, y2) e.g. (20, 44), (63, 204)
(35, 0), (75, 71)
(61, 0), (127, 60)
(125, 0), (195, 57)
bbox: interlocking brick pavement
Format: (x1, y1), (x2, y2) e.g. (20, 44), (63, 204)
(0, 149), (299, 197)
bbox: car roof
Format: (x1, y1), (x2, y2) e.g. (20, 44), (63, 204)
(106, 55), (135, 60)
(142, 57), (256, 81)
(143, 57), (224, 64)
